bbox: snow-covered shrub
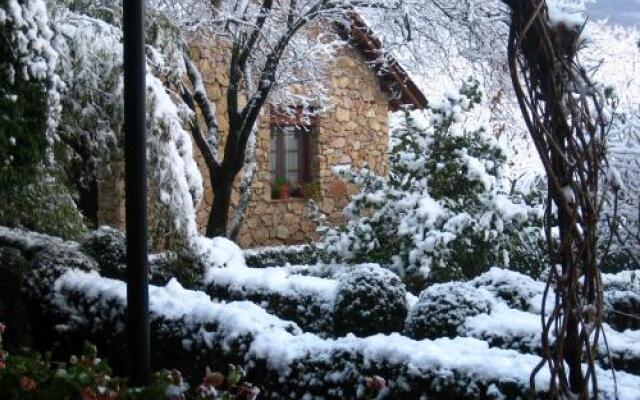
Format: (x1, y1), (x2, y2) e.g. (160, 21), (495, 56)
(601, 105), (640, 272)
(80, 226), (205, 286)
(3, 230), (637, 399)
(26, 243), (98, 303)
(79, 226), (126, 278)
(0, 170), (89, 240)
(601, 270), (640, 331)
(470, 267), (640, 332)
(333, 265), (407, 336)
(604, 290), (640, 331)
(0, 0), (61, 185)
(470, 267), (549, 313)
(317, 79), (540, 292)
(0, 1), (89, 241)
(203, 265), (336, 335)
(462, 304), (640, 376)
(602, 269), (640, 293)
(147, 251), (205, 287)
(404, 282), (495, 340)
(244, 244), (318, 268)
(35, 268), (640, 399)
(52, 4), (123, 191)
(203, 263), (407, 337)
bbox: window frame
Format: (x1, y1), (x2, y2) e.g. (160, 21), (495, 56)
(269, 107), (316, 187)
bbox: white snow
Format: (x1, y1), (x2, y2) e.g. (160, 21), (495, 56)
(53, 269), (298, 337)
(204, 265), (339, 303)
(547, 1), (587, 30)
(49, 267), (640, 399)
(196, 236), (246, 269)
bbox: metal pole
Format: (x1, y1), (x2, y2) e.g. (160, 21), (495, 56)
(123, 0), (150, 386)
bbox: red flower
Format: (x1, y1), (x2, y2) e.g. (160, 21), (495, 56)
(235, 382), (260, 400)
(365, 375), (386, 391)
(20, 377), (37, 392)
(97, 390), (118, 400)
(170, 369), (183, 385)
(204, 371), (225, 388)
(0, 360), (6, 370)
(81, 387), (97, 400)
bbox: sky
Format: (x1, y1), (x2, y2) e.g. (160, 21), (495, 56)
(586, 0), (640, 27)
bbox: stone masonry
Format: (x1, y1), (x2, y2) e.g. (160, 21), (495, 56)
(96, 40), (391, 248)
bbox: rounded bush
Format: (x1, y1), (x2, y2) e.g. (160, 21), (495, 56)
(29, 246), (98, 293)
(80, 226), (126, 279)
(470, 267), (544, 312)
(604, 290), (640, 331)
(333, 265), (408, 337)
(148, 251), (203, 287)
(405, 282), (495, 340)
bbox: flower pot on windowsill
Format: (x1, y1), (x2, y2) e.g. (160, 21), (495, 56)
(278, 184), (290, 200)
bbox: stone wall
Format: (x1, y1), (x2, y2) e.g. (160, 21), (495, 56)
(96, 41), (390, 248)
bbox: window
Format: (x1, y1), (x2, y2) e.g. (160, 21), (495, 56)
(270, 124), (313, 198)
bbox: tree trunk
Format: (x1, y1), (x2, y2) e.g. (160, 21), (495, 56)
(206, 172), (234, 237)
(77, 178), (99, 228)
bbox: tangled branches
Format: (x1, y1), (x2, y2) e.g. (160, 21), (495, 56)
(501, 0), (615, 398)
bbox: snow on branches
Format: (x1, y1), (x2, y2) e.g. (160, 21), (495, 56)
(316, 79), (541, 292)
(2, 0), (205, 253)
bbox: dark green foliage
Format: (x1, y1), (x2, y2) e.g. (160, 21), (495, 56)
(0, 0), (48, 186)
(80, 226), (204, 287)
(0, 248), (32, 352)
(244, 245), (318, 268)
(148, 251), (204, 288)
(470, 267), (546, 312)
(80, 226), (126, 279)
(333, 266), (408, 337)
(404, 282), (494, 340)
(26, 258), (545, 400)
(0, 325), (257, 399)
(604, 290), (640, 331)
(0, 171), (89, 240)
(203, 270), (336, 335)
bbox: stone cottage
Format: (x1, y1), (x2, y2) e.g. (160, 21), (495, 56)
(97, 14), (427, 248)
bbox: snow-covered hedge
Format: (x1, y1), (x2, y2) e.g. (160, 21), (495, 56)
(604, 290), (640, 331)
(80, 226), (126, 279)
(461, 304), (640, 376)
(80, 226), (204, 286)
(404, 282), (495, 340)
(3, 227), (640, 398)
(37, 268), (640, 399)
(243, 244), (318, 268)
(202, 263), (408, 337)
(470, 267), (550, 313)
(602, 271), (640, 331)
(471, 267), (640, 331)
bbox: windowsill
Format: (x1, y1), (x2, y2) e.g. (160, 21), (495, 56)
(269, 197), (308, 203)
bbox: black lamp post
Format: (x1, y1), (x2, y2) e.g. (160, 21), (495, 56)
(123, 0), (150, 386)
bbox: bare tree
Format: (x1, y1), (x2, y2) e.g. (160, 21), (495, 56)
(159, 0), (509, 239)
(500, 0), (615, 397)
(157, 0), (354, 237)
